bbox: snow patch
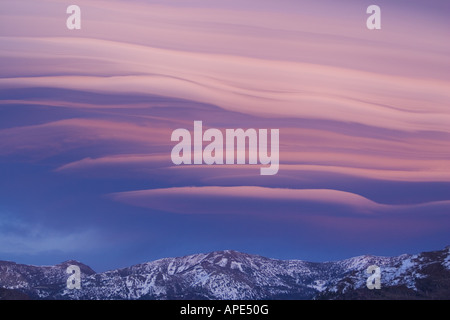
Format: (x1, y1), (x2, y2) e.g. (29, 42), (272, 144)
(193, 271), (210, 286)
(398, 257), (416, 272)
(444, 250), (450, 270)
(167, 262), (176, 275)
(216, 258), (228, 267)
(231, 261), (243, 272)
(308, 280), (327, 292)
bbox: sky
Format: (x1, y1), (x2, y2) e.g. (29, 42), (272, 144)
(0, 0), (449, 272)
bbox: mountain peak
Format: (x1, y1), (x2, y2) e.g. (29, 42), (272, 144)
(56, 260), (96, 275)
(59, 259), (83, 265)
(206, 249), (252, 259)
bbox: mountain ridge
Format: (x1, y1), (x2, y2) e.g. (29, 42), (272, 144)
(1, 247), (449, 300)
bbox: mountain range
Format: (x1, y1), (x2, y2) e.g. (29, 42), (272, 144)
(1, 246), (449, 300)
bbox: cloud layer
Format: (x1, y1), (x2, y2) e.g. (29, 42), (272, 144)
(0, 0), (449, 269)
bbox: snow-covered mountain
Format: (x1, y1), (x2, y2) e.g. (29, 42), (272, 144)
(1, 247), (449, 300)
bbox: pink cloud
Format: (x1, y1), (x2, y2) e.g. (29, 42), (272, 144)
(55, 154), (171, 172)
(1, 0), (449, 185)
(109, 186), (450, 219)
(110, 186), (382, 215)
(1, 2), (449, 133)
(0, 118), (172, 158)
